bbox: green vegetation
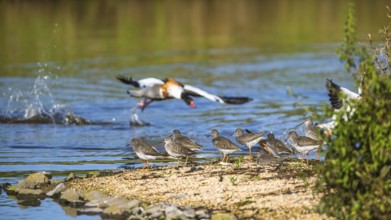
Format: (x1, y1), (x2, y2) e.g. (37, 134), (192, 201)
(278, 161), (318, 182)
(235, 198), (254, 207)
(233, 156), (244, 169)
(229, 176), (238, 186)
(316, 4), (391, 219)
(337, 2), (358, 72)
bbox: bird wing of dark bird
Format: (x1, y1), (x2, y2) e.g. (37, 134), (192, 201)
(270, 139), (292, 153)
(239, 132), (266, 143)
(213, 137), (241, 150)
(296, 136), (323, 146)
(137, 140), (162, 157)
(176, 136), (202, 150)
(171, 142), (196, 155)
(142, 145), (163, 157)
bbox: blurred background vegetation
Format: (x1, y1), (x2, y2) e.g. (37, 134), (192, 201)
(317, 3), (391, 219)
(1, 0), (390, 75)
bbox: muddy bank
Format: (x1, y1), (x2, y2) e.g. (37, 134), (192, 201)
(1, 157), (333, 219)
(65, 157), (332, 219)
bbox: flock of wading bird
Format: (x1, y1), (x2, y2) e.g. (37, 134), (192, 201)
(117, 76), (360, 172)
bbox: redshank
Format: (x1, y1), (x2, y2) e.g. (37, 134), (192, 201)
(210, 129), (242, 163)
(163, 136), (196, 166)
(233, 128), (266, 157)
(129, 138), (164, 173)
(285, 131), (322, 164)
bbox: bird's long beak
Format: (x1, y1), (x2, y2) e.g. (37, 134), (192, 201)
(137, 100), (148, 112)
(137, 100), (144, 107)
(245, 129), (253, 134)
(284, 137), (289, 142)
(294, 121), (304, 129)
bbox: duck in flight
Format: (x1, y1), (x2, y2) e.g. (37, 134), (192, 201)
(326, 78), (361, 111)
(116, 76), (252, 111)
(317, 78), (361, 135)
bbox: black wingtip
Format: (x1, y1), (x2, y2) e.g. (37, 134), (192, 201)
(326, 79), (343, 109)
(326, 79), (340, 91)
(116, 75), (140, 87)
(329, 96), (343, 109)
(219, 96), (253, 104)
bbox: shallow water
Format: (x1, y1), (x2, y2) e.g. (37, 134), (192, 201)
(0, 45), (352, 219)
(1, 0), (389, 219)
(1, 46), (346, 175)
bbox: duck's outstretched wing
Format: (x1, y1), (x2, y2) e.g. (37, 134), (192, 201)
(116, 76), (164, 88)
(326, 79), (359, 110)
(183, 84), (252, 104)
(220, 96), (253, 104)
(116, 75), (141, 87)
(326, 79), (343, 109)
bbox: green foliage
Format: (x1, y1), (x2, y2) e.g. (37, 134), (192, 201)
(229, 176), (238, 186)
(235, 198), (254, 207)
(337, 3), (358, 73)
(233, 156), (244, 169)
(317, 4), (391, 219)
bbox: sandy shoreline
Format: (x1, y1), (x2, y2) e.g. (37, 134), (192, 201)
(66, 157), (332, 219)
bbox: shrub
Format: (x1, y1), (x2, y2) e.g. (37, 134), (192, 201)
(316, 4), (391, 219)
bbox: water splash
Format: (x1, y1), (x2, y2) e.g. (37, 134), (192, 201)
(1, 74), (89, 125)
(129, 105), (150, 126)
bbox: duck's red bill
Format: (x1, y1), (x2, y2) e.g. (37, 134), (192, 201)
(190, 101), (196, 108)
(137, 100), (146, 107)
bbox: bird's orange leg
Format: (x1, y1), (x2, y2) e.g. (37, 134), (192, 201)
(316, 148), (320, 161)
(146, 160), (150, 174)
(249, 148), (254, 161)
(221, 154), (227, 163)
